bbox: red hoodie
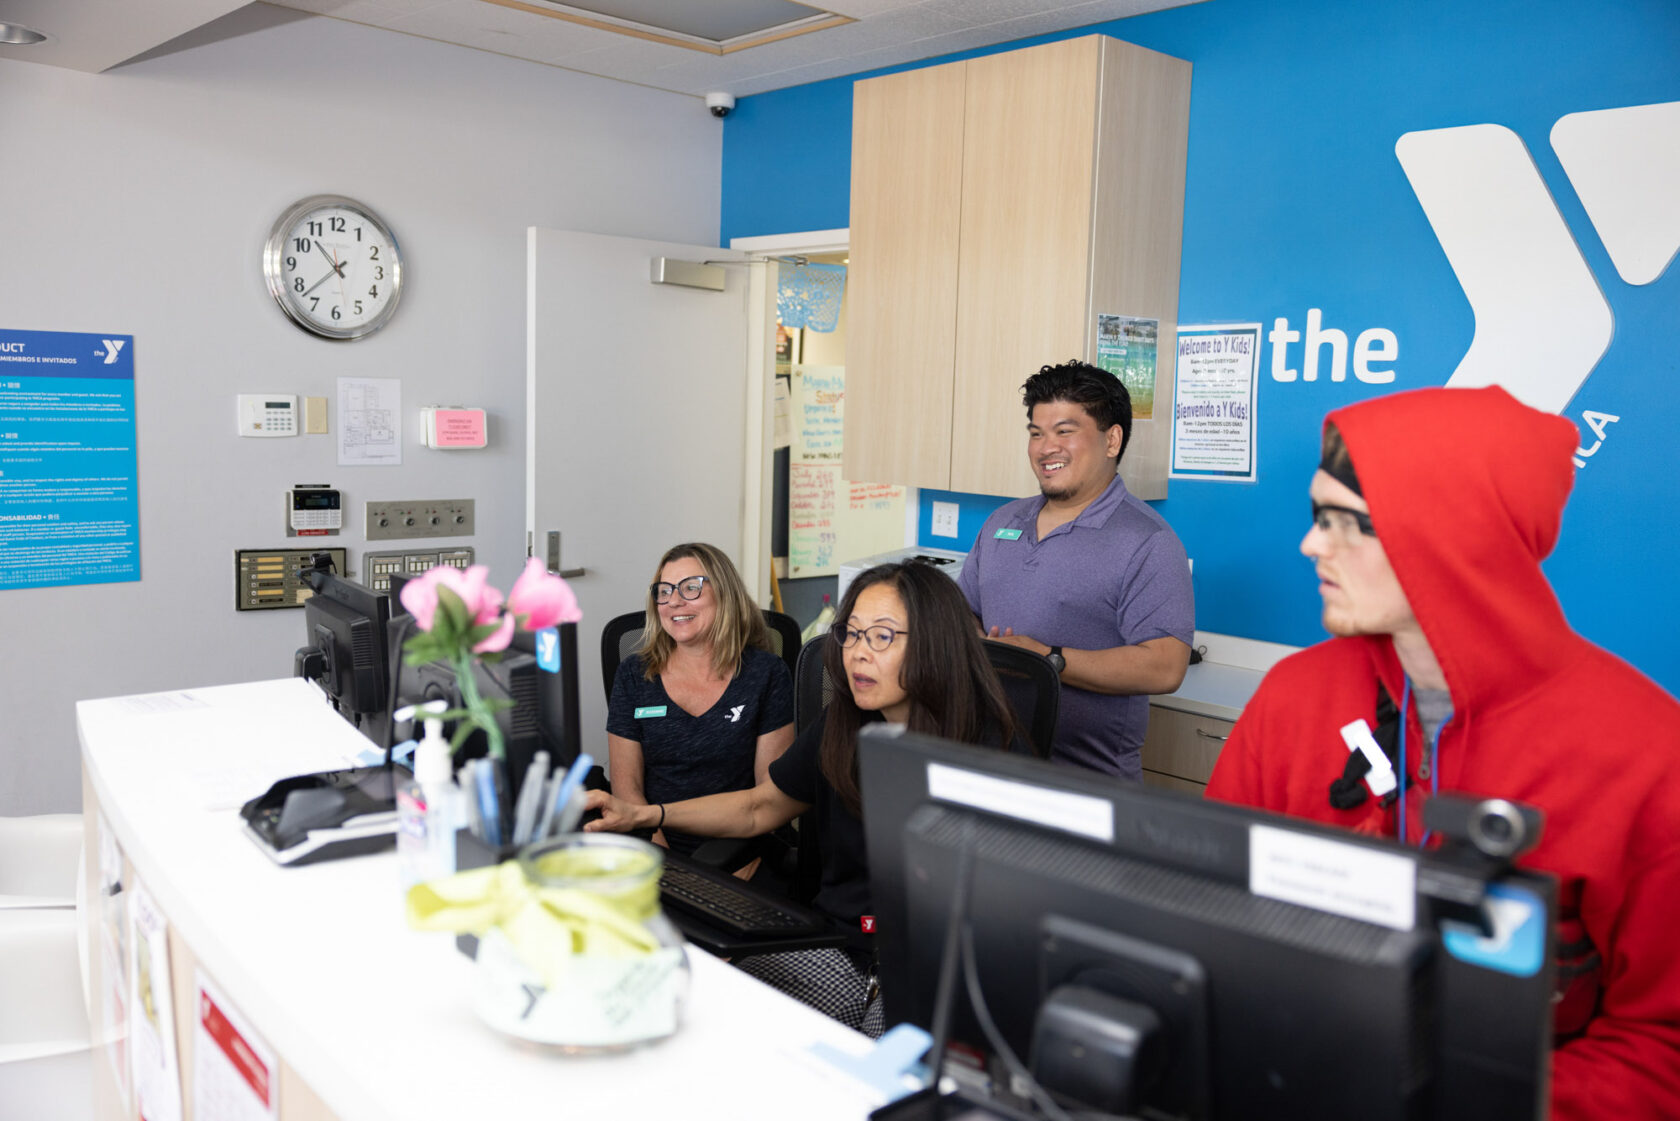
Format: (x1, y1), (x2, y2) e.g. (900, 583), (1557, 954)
(1207, 386), (1680, 1118)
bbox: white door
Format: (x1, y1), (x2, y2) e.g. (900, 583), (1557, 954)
(526, 228), (771, 757)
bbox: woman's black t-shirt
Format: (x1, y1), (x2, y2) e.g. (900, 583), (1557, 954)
(767, 710), (1026, 954)
(605, 646), (793, 854)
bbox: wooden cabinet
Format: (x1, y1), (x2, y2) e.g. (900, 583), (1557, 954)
(845, 35), (1192, 500)
(1140, 704), (1233, 793)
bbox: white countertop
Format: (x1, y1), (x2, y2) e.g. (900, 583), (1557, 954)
(79, 678), (880, 1121)
(1151, 660), (1266, 723)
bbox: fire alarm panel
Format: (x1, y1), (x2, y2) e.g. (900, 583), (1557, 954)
(238, 394), (300, 437)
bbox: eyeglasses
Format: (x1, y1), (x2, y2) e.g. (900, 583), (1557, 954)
(1310, 501), (1376, 539)
(652, 575), (708, 604)
(830, 623), (909, 652)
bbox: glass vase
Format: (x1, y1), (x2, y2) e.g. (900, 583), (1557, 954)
(470, 834), (688, 1051)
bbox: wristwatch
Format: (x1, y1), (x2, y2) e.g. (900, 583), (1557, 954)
(1045, 646), (1066, 675)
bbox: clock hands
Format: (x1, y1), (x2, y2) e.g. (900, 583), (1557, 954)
(314, 238), (347, 278)
(299, 266), (339, 300)
(298, 241), (349, 312)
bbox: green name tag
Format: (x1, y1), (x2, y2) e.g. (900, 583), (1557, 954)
(634, 706), (667, 719)
(994, 528), (1023, 540)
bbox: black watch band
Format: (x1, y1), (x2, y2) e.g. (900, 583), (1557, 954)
(1046, 646), (1066, 674)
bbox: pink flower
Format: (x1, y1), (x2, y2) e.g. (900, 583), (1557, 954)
(506, 557), (582, 630)
(472, 613), (516, 654)
(400, 564), (503, 632)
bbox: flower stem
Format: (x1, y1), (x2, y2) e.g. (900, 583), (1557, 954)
(452, 652), (505, 761)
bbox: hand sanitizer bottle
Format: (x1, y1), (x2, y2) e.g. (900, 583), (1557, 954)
(396, 702), (457, 886)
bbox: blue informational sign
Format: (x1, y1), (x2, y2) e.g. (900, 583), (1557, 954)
(0, 328), (140, 590)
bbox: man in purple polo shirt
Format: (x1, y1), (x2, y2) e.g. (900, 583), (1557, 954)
(957, 360), (1194, 778)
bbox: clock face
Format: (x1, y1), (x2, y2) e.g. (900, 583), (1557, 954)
(264, 195), (403, 340)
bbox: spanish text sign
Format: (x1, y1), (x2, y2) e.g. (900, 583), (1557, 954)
(1170, 323), (1260, 482)
(0, 328), (140, 590)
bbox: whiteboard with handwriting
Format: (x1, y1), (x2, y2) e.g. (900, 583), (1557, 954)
(788, 366), (907, 576)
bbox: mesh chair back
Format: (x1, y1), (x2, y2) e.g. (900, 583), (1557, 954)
(982, 640), (1061, 759)
(599, 611), (647, 704)
(761, 611), (803, 680)
(792, 635), (834, 735)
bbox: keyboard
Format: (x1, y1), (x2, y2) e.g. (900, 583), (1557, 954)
(658, 855), (830, 939)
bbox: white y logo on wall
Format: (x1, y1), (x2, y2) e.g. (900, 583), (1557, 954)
(1396, 101), (1680, 466)
(95, 339), (125, 365)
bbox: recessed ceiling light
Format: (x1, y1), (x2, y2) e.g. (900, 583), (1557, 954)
(0, 23), (48, 45)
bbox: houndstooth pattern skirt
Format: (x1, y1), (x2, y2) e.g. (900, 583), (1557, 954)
(735, 949), (886, 1038)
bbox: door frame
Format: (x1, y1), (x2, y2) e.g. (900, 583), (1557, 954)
(729, 228), (850, 606)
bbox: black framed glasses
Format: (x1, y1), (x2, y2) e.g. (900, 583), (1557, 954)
(831, 623), (909, 652)
(652, 575), (709, 604)
(1310, 501), (1376, 539)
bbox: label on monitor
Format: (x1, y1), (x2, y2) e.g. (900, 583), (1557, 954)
(1249, 823), (1416, 931)
(926, 762), (1114, 843)
(535, 627), (560, 673)
(1441, 883), (1546, 976)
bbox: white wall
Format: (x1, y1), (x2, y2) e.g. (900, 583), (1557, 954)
(0, 6), (723, 814)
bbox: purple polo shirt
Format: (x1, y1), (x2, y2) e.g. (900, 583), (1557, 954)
(957, 474), (1193, 778)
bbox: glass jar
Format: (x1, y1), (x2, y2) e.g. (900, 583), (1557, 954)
(470, 834), (689, 1051)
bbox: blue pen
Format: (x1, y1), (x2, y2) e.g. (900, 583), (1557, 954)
(474, 760), (503, 846)
(537, 752), (593, 840)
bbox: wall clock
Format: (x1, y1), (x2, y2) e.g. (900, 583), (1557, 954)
(264, 195), (403, 340)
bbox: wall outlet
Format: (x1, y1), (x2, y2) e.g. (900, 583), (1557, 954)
(931, 500), (960, 538)
(365, 498), (475, 541)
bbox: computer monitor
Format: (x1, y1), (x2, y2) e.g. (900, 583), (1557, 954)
(859, 728), (1555, 1121)
(388, 608), (583, 803)
(293, 560), (391, 739)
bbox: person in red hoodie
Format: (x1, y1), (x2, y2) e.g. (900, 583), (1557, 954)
(1206, 385), (1680, 1118)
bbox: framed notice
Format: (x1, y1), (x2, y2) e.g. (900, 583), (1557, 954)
(1170, 323), (1261, 482)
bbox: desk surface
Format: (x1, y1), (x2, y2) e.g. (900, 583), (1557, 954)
(1152, 660), (1264, 723)
(80, 678), (880, 1121)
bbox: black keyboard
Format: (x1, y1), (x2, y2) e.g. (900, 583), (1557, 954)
(659, 857), (828, 939)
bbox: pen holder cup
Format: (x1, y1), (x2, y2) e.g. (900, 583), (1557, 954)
(453, 828), (522, 958)
(467, 834), (689, 1052)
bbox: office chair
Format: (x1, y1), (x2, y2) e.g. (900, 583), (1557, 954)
(981, 640), (1060, 760)
(599, 609), (803, 704)
(598, 608), (804, 876)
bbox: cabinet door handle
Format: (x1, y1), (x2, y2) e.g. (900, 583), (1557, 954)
(1194, 728), (1229, 742)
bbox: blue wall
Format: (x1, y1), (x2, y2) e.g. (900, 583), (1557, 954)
(722, 0), (1680, 694)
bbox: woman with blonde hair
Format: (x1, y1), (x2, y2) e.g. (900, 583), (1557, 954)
(603, 542), (794, 856)
(590, 560), (1024, 1035)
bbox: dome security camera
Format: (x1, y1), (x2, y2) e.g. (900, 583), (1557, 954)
(706, 91), (736, 119)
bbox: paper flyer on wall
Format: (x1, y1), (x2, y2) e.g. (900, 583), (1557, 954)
(336, 376), (402, 466)
(0, 328), (141, 590)
(97, 810), (132, 1108)
(1095, 314), (1158, 420)
(194, 971), (280, 1121)
(128, 883), (183, 1121)
(1169, 323), (1261, 482)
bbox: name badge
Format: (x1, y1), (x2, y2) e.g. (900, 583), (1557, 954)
(994, 528), (1023, 540)
(634, 706), (667, 719)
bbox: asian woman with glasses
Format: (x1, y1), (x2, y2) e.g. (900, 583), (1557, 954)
(603, 542), (795, 858)
(588, 559), (1023, 1036)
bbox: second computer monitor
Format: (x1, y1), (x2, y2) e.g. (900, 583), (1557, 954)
(859, 727), (1555, 1121)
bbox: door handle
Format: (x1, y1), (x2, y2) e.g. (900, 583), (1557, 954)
(1194, 728), (1229, 742)
(546, 530), (587, 579)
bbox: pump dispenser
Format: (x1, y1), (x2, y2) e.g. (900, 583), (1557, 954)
(396, 700), (458, 885)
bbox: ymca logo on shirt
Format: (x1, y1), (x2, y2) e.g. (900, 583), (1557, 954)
(727, 705), (744, 723)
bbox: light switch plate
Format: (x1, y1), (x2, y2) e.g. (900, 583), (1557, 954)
(931, 501), (960, 538)
(304, 396), (329, 434)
